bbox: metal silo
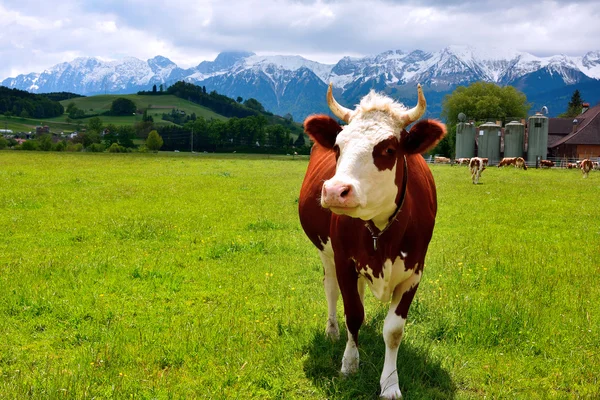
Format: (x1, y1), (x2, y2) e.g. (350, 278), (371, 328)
(477, 122), (501, 164)
(455, 122), (476, 158)
(527, 113), (548, 163)
(504, 121), (525, 158)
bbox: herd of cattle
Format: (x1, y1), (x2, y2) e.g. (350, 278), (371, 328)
(434, 155), (599, 183)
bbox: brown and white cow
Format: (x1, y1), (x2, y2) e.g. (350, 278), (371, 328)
(455, 157), (471, 165)
(434, 156), (451, 164)
(299, 84), (446, 399)
(497, 157), (517, 167)
(581, 159), (593, 178)
(567, 162), (578, 169)
(469, 157), (486, 184)
(593, 161), (600, 171)
(540, 160), (555, 168)
(515, 157), (527, 170)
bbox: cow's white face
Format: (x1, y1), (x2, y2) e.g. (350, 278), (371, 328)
(321, 112), (402, 225)
(305, 85), (446, 228)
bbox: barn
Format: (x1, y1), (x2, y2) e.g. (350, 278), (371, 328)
(548, 103), (600, 159)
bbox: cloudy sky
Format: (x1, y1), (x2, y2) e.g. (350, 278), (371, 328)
(1, 0), (599, 80)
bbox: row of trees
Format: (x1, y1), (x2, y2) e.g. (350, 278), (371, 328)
(155, 115), (306, 153)
(0, 87), (65, 118)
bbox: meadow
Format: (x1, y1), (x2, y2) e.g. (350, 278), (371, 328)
(0, 94), (226, 134)
(0, 151), (599, 399)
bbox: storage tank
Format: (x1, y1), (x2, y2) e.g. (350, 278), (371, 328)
(455, 122), (476, 158)
(504, 121), (525, 158)
(477, 122), (501, 164)
(527, 113), (548, 164)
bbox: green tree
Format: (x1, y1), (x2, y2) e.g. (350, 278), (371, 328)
(87, 117), (104, 134)
(152, 84), (157, 93)
(558, 89), (584, 117)
(436, 82), (530, 157)
(294, 130), (306, 147)
(146, 130), (163, 151)
(0, 136), (7, 150)
(243, 98), (266, 113)
(110, 98), (137, 116)
(37, 134), (53, 151)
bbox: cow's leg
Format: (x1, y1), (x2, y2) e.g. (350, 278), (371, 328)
(337, 264), (363, 375)
(319, 250), (340, 340)
(379, 272), (421, 400)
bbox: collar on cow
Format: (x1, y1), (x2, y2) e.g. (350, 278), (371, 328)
(365, 155), (408, 251)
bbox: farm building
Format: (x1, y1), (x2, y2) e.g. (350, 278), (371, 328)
(548, 103), (600, 159)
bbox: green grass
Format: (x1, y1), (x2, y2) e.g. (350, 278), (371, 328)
(0, 152), (598, 399)
(0, 94), (227, 134)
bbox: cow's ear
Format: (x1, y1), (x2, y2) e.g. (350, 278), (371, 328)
(304, 115), (343, 149)
(399, 119), (446, 154)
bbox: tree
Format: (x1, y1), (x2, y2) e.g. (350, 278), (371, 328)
(243, 98), (266, 113)
(159, 84), (164, 93)
(152, 84), (157, 93)
(558, 89), (584, 117)
(436, 82), (530, 157)
(236, 96), (243, 103)
(87, 117), (104, 134)
(294, 130), (306, 147)
(110, 98), (137, 116)
(146, 130), (163, 151)
(0, 136), (7, 150)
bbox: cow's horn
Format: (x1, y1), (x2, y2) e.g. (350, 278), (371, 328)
(327, 83), (352, 123)
(398, 84), (426, 126)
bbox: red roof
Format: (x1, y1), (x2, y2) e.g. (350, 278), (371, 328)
(549, 104), (600, 147)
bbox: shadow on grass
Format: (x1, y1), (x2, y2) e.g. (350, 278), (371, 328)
(303, 314), (456, 400)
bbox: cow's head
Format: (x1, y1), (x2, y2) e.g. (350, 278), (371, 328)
(304, 84), (446, 226)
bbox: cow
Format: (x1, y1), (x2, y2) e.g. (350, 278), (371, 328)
(455, 157), (470, 165)
(567, 162), (578, 169)
(469, 157), (486, 184)
(298, 83), (446, 399)
(434, 156), (451, 164)
(515, 157), (527, 170)
(497, 157), (517, 167)
(581, 159), (593, 178)
(540, 160), (555, 168)
(593, 161), (600, 171)
(481, 158), (489, 166)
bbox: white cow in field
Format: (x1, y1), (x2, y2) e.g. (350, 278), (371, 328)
(469, 157), (486, 184)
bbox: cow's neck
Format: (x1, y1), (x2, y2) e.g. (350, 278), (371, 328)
(365, 155), (408, 250)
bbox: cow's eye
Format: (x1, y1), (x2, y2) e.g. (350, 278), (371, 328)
(385, 147), (395, 156)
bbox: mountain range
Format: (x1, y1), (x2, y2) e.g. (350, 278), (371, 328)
(3, 45), (600, 121)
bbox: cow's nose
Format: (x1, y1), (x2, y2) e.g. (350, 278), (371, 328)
(321, 181), (359, 208)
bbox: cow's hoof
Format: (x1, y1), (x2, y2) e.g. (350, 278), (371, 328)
(325, 320), (340, 340)
(340, 356), (359, 375)
(380, 385), (402, 399)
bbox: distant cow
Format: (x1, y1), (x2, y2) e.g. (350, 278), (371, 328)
(299, 83), (446, 399)
(497, 157), (517, 167)
(469, 157), (486, 184)
(567, 163), (578, 169)
(481, 158), (489, 166)
(515, 157), (527, 170)
(593, 161), (600, 171)
(581, 159), (593, 178)
(454, 157), (470, 165)
(540, 160), (555, 168)
(434, 156), (451, 164)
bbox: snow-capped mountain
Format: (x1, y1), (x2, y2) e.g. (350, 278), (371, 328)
(3, 45), (600, 120)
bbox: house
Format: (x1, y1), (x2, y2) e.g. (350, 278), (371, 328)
(548, 104), (600, 159)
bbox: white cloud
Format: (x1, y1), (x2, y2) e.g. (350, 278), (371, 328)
(1, 0), (600, 80)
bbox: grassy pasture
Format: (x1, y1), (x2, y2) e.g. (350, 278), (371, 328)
(0, 152), (599, 399)
(0, 95), (226, 134)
